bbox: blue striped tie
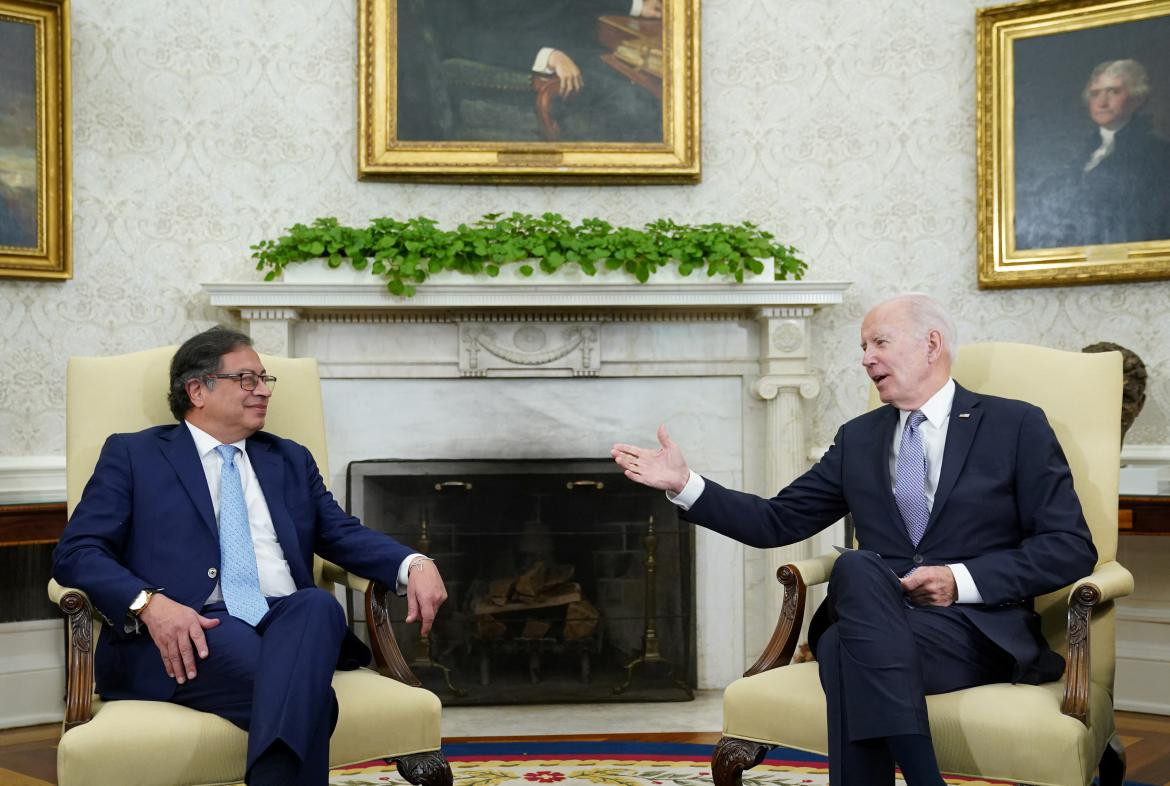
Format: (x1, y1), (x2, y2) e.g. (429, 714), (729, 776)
(215, 445), (268, 626)
(894, 410), (930, 547)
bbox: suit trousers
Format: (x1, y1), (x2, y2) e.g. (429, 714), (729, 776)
(814, 550), (1013, 786)
(171, 587), (348, 785)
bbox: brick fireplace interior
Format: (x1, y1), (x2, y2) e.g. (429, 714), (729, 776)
(347, 458), (695, 704)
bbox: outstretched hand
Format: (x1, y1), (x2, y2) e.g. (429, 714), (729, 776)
(611, 424), (690, 494)
(139, 593), (220, 684)
(405, 559), (448, 636)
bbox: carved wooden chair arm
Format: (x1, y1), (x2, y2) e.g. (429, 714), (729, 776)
(49, 579), (97, 730)
(1060, 560), (1134, 724)
(362, 579), (423, 687)
(743, 551), (841, 677)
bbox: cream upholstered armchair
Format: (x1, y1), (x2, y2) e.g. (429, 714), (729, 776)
(48, 346), (451, 786)
(713, 343), (1134, 786)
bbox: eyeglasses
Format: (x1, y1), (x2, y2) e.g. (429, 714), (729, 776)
(204, 372), (277, 392)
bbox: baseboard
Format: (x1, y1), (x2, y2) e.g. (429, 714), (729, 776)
(0, 619), (65, 729)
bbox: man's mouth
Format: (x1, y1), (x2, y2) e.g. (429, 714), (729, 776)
(871, 374), (889, 385)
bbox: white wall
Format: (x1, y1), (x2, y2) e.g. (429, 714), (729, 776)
(2, 0), (1169, 725)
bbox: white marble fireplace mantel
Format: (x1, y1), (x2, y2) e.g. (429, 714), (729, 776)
(203, 278), (850, 689)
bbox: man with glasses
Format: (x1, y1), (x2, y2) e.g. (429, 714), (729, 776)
(52, 327), (447, 786)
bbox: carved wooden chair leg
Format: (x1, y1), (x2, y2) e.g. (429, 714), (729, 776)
(395, 750), (454, 786)
(1098, 733), (1126, 786)
(711, 736), (771, 786)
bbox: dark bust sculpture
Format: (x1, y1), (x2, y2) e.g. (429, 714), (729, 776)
(1082, 341), (1147, 444)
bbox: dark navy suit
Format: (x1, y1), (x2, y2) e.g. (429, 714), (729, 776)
(684, 383), (1097, 782)
(52, 424), (414, 782)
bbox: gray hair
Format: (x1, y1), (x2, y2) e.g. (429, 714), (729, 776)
(877, 293), (959, 364)
(1083, 59), (1151, 104)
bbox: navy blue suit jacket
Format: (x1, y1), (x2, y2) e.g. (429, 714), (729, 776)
(685, 383), (1097, 684)
(52, 424), (413, 701)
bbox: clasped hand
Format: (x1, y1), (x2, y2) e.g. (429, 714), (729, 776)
(900, 565), (957, 606)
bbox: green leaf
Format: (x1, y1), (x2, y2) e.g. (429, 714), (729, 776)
(253, 212), (806, 297)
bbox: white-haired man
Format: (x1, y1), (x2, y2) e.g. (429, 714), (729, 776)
(612, 294), (1096, 785)
(1076, 59), (1170, 245)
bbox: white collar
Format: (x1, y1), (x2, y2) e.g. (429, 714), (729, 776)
(184, 420), (247, 458)
(899, 377), (955, 429)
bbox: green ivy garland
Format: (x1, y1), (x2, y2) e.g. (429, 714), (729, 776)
(252, 212), (806, 297)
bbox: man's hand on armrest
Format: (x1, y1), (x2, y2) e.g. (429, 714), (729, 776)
(139, 594), (219, 685)
(404, 558), (448, 636)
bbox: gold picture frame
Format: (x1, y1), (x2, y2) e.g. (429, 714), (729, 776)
(976, 0), (1170, 288)
(357, 0), (700, 183)
(0, 0), (70, 280)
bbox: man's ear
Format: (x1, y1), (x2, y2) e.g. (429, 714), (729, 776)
(925, 329), (944, 364)
(186, 378), (206, 409)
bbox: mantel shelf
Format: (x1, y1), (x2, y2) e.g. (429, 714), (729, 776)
(203, 280), (851, 313)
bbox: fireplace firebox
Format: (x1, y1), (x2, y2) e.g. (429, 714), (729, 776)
(346, 459), (695, 704)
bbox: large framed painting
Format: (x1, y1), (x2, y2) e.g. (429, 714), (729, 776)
(0, 0), (70, 280)
(358, 0), (700, 183)
(976, 0), (1170, 288)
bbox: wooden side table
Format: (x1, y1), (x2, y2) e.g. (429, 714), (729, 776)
(0, 502), (67, 547)
(1119, 495), (1170, 535)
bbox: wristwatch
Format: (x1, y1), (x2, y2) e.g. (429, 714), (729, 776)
(129, 589), (157, 617)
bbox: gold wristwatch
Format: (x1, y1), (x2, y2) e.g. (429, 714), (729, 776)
(129, 589), (156, 617)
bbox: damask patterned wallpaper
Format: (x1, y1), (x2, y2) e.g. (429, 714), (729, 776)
(1, 0), (1167, 457)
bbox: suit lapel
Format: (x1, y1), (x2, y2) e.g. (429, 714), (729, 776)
(247, 438), (312, 588)
(873, 406), (903, 534)
(160, 425), (217, 539)
(927, 383), (983, 533)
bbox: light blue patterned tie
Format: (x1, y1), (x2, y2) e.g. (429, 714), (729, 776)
(215, 445), (268, 626)
(894, 410), (930, 547)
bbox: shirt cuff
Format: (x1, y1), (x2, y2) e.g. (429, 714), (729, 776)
(533, 47), (556, 74)
(396, 553), (427, 596)
(630, 0), (644, 15)
(948, 563), (983, 604)
(667, 470), (704, 510)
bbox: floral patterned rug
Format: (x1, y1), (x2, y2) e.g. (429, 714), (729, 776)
(323, 741), (1014, 786)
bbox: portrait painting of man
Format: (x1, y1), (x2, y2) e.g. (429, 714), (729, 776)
(1011, 15), (1170, 251)
(0, 17), (38, 250)
(395, 0), (665, 143)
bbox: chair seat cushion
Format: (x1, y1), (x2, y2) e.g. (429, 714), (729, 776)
(57, 668), (442, 786)
(723, 662), (1115, 786)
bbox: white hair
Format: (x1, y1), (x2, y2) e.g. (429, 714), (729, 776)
(1083, 59), (1151, 104)
(874, 293), (959, 364)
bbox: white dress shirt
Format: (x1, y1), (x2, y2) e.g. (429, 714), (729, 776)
(186, 422), (421, 604)
(1084, 125), (1119, 173)
(669, 377), (983, 604)
(186, 422), (298, 604)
